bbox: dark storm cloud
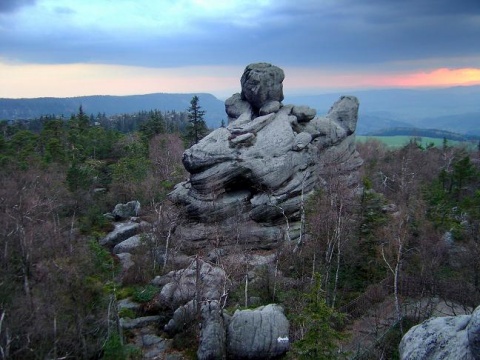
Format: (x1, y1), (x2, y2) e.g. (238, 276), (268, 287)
(357, 0), (480, 17)
(0, 0), (478, 69)
(258, 0), (480, 65)
(0, 0), (36, 13)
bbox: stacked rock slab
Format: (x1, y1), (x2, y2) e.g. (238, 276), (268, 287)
(169, 62), (363, 249)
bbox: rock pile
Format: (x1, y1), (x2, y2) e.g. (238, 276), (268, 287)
(169, 62), (362, 248)
(155, 259), (290, 359)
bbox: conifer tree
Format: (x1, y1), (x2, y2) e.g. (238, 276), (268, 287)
(292, 273), (344, 359)
(185, 95), (208, 146)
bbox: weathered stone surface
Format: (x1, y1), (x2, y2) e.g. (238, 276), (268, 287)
(116, 252), (134, 272)
(113, 235), (142, 254)
(292, 105), (316, 122)
(197, 300), (226, 360)
(118, 298), (141, 312)
(164, 300), (197, 335)
(127, 327), (174, 359)
(241, 63), (285, 110)
(120, 316), (160, 330)
(112, 200), (141, 219)
(143, 336), (172, 359)
(168, 63), (362, 249)
(468, 306), (480, 359)
(399, 305), (480, 359)
(157, 260), (227, 309)
(292, 132), (313, 151)
(227, 304), (289, 359)
(327, 96), (359, 135)
(100, 222), (141, 248)
(259, 100), (281, 115)
(225, 93), (253, 122)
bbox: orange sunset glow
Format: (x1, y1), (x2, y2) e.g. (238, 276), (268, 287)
(388, 68), (480, 87)
(285, 67), (480, 94)
(2, 62), (479, 99)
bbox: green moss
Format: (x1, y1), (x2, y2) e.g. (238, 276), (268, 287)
(118, 307), (136, 319)
(117, 286), (135, 300)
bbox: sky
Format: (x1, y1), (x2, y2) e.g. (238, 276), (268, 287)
(1, 0), (480, 99)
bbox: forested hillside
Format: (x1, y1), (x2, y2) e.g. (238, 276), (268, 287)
(1, 105), (479, 358)
(0, 93), (225, 129)
(366, 127), (480, 141)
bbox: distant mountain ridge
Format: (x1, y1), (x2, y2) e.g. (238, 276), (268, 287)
(2, 85), (479, 135)
(285, 85), (480, 136)
(366, 127), (480, 141)
(0, 93), (226, 128)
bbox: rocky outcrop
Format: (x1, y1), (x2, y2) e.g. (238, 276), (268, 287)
(169, 62), (362, 249)
(153, 259), (227, 309)
(399, 305), (480, 359)
(227, 304), (290, 359)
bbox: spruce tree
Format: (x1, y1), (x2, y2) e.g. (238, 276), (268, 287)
(185, 95), (208, 146)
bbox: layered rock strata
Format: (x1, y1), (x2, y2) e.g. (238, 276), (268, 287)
(169, 62), (362, 248)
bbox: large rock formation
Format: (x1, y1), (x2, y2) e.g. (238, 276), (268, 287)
(399, 305), (480, 359)
(169, 62), (362, 248)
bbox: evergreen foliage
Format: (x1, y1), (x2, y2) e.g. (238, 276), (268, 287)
(185, 95), (208, 146)
(291, 273), (345, 359)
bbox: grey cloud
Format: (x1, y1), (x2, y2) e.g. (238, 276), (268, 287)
(0, 0), (478, 69)
(0, 0), (36, 13)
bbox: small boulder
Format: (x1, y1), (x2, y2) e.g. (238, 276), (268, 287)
(112, 200), (141, 219)
(225, 93), (253, 122)
(292, 105), (316, 122)
(240, 63), (285, 111)
(292, 132), (313, 151)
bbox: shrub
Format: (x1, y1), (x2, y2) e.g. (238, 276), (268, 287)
(132, 285), (159, 303)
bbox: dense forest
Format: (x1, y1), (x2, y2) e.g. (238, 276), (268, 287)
(1, 101), (479, 359)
